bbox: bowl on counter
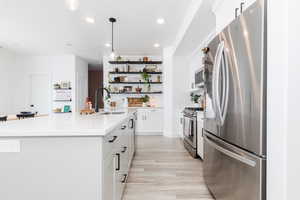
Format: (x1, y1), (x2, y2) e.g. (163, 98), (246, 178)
(0, 115), (8, 122)
(20, 111), (32, 115)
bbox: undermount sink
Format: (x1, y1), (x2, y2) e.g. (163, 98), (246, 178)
(99, 111), (125, 115)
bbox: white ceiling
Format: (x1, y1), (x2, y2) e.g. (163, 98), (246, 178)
(0, 0), (193, 64)
(174, 0), (216, 56)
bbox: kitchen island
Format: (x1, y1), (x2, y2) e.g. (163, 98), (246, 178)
(0, 110), (136, 200)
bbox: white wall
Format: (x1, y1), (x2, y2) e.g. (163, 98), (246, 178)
(0, 52), (88, 114)
(0, 49), (17, 114)
(162, 0), (215, 137)
(75, 57), (88, 112)
(172, 56), (191, 137)
(163, 47), (175, 137)
(286, 0), (300, 199)
(13, 55), (76, 113)
(267, 0), (288, 199)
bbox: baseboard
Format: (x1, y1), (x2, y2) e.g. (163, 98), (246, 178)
(136, 131), (163, 136)
(164, 134), (183, 138)
(163, 131), (183, 138)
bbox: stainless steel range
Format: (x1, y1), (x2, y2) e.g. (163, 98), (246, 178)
(182, 107), (203, 158)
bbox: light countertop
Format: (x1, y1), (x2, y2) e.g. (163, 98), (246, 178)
(0, 109), (137, 137)
(6, 114), (48, 121)
(128, 106), (163, 109)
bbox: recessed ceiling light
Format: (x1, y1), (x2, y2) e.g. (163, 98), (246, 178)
(154, 43), (160, 48)
(65, 0), (79, 11)
(157, 18), (165, 25)
(85, 17), (95, 24)
(105, 43), (111, 47)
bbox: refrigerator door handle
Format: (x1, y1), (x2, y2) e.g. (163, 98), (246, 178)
(220, 44), (230, 125)
(212, 45), (220, 119)
(220, 48), (226, 123)
(213, 41), (225, 125)
(204, 134), (256, 167)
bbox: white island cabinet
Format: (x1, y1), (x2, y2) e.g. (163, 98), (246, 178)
(0, 111), (136, 200)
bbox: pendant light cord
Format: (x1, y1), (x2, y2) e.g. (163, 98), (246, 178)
(111, 21), (114, 52)
(109, 17), (116, 54)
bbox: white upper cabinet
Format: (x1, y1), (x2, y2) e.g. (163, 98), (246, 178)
(243, 0), (257, 11)
(213, 0), (257, 33)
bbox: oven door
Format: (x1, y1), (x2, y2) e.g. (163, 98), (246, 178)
(183, 115), (197, 148)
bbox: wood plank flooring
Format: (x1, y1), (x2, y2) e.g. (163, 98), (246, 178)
(123, 136), (214, 200)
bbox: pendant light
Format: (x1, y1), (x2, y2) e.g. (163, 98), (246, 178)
(109, 17), (117, 59)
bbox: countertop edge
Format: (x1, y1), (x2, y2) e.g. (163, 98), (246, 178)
(0, 111), (137, 138)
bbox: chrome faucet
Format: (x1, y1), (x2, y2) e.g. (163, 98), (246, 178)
(95, 88), (111, 112)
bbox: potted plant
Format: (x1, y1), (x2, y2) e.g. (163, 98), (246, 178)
(191, 93), (201, 106)
(141, 95), (150, 107)
(141, 72), (151, 92)
(141, 72), (150, 82)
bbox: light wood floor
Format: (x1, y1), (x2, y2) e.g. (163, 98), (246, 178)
(123, 136), (214, 200)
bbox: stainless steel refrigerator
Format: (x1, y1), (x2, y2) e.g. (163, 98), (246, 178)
(203, 1), (266, 200)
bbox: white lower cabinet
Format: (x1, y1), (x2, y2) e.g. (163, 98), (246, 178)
(103, 154), (115, 200)
(102, 115), (136, 200)
(136, 108), (163, 135)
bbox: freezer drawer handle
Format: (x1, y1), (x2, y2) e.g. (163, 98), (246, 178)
(121, 146), (127, 153)
(129, 119), (134, 129)
(115, 153), (120, 171)
(108, 136), (118, 143)
(121, 125), (127, 130)
(205, 135), (256, 167)
(121, 174), (127, 183)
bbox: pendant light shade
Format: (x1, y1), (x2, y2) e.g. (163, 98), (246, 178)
(65, 0), (79, 11)
(110, 51), (116, 59)
(109, 17), (117, 59)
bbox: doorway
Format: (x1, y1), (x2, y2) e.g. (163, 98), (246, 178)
(88, 64), (103, 108)
(29, 74), (50, 115)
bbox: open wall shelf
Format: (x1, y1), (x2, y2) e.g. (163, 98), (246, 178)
(109, 61), (163, 65)
(109, 72), (162, 75)
(53, 88), (72, 90)
(110, 92), (163, 95)
(53, 100), (72, 102)
(109, 82), (162, 84)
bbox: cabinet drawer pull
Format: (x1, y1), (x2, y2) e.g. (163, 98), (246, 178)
(121, 146), (127, 153)
(121, 125), (127, 130)
(129, 119), (134, 129)
(115, 153), (120, 171)
(109, 136), (118, 143)
(121, 174), (127, 183)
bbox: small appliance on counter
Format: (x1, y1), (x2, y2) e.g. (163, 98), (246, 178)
(0, 115), (7, 122)
(182, 107), (204, 158)
(16, 112), (35, 119)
